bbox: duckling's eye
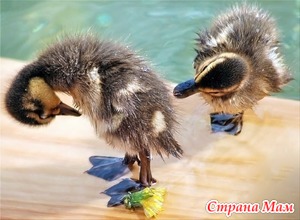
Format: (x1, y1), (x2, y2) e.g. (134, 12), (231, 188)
(24, 100), (44, 118)
(32, 109), (43, 116)
(52, 106), (60, 115)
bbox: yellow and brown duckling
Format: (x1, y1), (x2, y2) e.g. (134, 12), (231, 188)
(174, 4), (293, 134)
(5, 34), (183, 186)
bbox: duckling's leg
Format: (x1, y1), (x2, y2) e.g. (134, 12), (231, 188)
(139, 149), (157, 186)
(123, 153), (141, 167)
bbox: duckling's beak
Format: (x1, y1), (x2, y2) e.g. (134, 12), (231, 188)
(57, 102), (81, 117)
(173, 79), (199, 98)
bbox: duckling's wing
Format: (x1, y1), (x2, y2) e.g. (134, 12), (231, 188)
(86, 156), (130, 181)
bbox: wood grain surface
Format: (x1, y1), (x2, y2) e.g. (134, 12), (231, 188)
(1, 58), (299, 219)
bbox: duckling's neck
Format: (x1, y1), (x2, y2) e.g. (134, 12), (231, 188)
(201, 90), (256, 114)
(68, 67), (103, 121)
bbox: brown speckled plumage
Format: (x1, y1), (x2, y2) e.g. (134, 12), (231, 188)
(174, 4), (293, 114)
(5, 34), (183, 186)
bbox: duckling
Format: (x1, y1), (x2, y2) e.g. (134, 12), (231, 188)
(5, 34), (183, 186)
(173, 4), (292, 134)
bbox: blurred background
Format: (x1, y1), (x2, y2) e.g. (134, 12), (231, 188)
(1, 0), (299, 100)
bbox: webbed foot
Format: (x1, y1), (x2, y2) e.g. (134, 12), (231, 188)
(103, 178), (143, 207)
(210, 112), (244, 135)
(86, 156), (130, 181)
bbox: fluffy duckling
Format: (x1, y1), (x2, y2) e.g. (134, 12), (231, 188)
(5, 34), (183, 186)
(174, 4), (292, 133)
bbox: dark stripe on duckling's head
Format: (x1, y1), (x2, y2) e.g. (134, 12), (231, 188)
(195, 53), (249, 96)
(5, 64), (81, 126)
(173, 53), (249, 98)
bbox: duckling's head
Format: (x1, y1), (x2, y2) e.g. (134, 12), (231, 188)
(5, 67), (81, 125)
(174, 52), (249, 107)
(174, 4), (293, 114)
(173, 52), (252, 135)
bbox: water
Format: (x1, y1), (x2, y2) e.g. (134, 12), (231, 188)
(1, 0), (299, 100)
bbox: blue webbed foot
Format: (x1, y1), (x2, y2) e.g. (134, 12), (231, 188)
(103, 178), (143, 207)
(210, 112), (244, 135)
(86, 156), (130, 181)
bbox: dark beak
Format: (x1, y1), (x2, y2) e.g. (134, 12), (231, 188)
(57, 102), (81, 117)
(173, 79), (199, 98)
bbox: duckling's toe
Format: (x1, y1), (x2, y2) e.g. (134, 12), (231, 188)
(103, 178), (143, 207)
(106, 194), (127, 207)
(210, 112), (244, 135)
(139, 177), (157, 187)
(86, 156), (130, 181)
(104, 178), (142, 196)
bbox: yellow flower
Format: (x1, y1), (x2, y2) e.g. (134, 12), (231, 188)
(140, 187), (166, 218)
(124, 187), (166, 218)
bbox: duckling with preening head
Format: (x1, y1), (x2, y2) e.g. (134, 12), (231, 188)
(5, 34), (183, 186)
(174, 4), (292, 134)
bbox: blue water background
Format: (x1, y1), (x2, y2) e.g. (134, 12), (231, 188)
(1, 0), (299, 100)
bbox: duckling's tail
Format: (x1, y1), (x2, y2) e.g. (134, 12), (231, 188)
(156, 132), (183, 159)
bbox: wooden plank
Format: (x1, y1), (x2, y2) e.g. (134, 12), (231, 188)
(1, 58), (299, 219)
